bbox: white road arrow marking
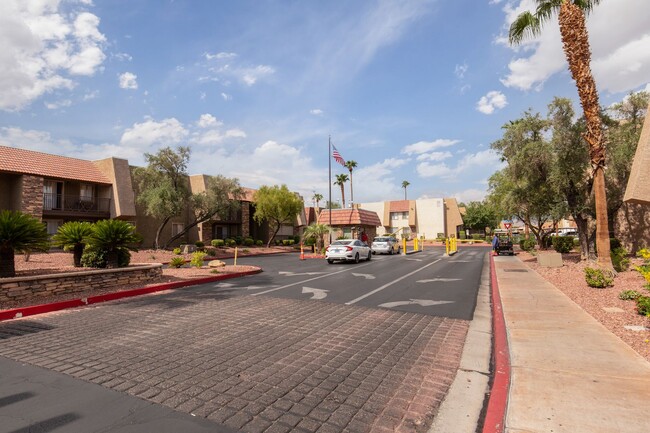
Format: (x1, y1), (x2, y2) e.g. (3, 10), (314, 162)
(302, 287), (329, 300)
(351, 273), (376, 280)
(214, 282), (235, 288)
(279, 271), (327, 276)
(416, 278), (461, 283)
(378, 299), (455, 308)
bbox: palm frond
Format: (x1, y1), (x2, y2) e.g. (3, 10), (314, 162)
(573, 0), (601, 15)
(535, 0), (562, 23)
(509, 11), (542, 45)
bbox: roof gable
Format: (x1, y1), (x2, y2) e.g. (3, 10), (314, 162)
(317, 208), (381, 227)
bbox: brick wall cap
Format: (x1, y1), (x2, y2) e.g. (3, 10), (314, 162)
(0, 263), (162, 284)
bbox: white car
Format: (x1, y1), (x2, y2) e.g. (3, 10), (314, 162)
(371, 236), (401, 255)
(326, 239), (371, 264)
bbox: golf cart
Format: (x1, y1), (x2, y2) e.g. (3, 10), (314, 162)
(494, 229), (514, 256)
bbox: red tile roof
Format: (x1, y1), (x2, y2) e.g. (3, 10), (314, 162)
(0, 145), (112, 184)
(317, 209), (381, 227)
(389, 200), (410, 212)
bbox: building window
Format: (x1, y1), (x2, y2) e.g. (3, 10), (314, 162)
(80, 183), (94, 201)
(342, 227), (352, 238)
(390, 211), (409, 220)
(172, 223), (184, 236)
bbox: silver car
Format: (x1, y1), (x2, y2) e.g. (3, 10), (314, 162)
(326, 239), (372, 264)
(371, 236), (401, 255)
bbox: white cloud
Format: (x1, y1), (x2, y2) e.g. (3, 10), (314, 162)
(118, 72), (138, 89)
(113, 52), (132, 62)
(476, 91), (508, 114)
(417, 149), (503, 179)
(44, 99), (72, 110)
(0, 127), (77, 155)
(120, 117), (188, 148)
(0, 0), (106, 111)
(197, 113), (221, 128)
(455, 63), (468, 79)
(205, 52), (238, 60)
(499, 0), (650, 94)
(454, 188), (488, 203)
(344, 158), (410, 203)
(416, 151), (452, 162)
(203, 54), (275, 87)
(221, 92), (232, 101)
(83, 90), (99, 100)
(310, 109), (324, 116)
(402, 139), (460, 155)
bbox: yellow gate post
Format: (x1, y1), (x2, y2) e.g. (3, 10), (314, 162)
(445, 238), (450, 255)
(402, 238), (407, 255)
(414, 238), (418, 251)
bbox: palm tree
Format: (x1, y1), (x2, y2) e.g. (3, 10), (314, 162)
(402, 180), (410, 200)
(302, 223), (332, 253)
(509, 0), (611, 268)
(334, 174), (349, 208)
(312, 192), (323, 218)
(344, 160), (358, 205)
(84, 219), (143, 268)
(52, 221), (93, 267)
(0, 210), (50, 278)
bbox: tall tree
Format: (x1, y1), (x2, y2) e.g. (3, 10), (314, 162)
(253, 185), (304, 247)
(334, 174), (349, 208)
(509, 0), (612, 267)
(344, 160), (358, 205)
(163, 175), (243, 249)
(312, 193), (323, 208)
(462, 201), (499, 234)
(401, 180), (410, 200)
(132, 146), (191, 249)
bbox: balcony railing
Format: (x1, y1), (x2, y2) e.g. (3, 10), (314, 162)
(43, 193), (111, 214)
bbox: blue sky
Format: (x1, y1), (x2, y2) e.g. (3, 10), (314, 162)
(1, 0), (649, 205)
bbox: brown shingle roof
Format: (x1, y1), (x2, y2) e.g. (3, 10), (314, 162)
(389, 200), (410, 212)
(317, 209), (381, 227)
(0, 145), (112, 184)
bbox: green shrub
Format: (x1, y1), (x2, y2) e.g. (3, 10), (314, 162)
(173, 247), (182, 255)
(282, 239), (295, 246)
(520, 238), (536, 252)
(610, 247), (630, 272)
(169, 257), (185, 268)
(459, 232), (466, 240)
(471, 234), (483, 240)
(636, 296), (650, 317)
(225, 238), (236, 247)
(51, 221), (93, 267)
(205, 247), (217, 256)
(81, 247), (131, 268)
(304, 237), (316, 246)
(243, 237), (254, 246)
(255, 240), (264, 246)
(190, 251), (207, 268)
(211, 239), (225, 248)
(552, 236), (574, 254)
(584, 267), (614, 288)
(234, 236), (243, 245)
(195, 241), (205, 248)
(573, 238), (580, 247)
(84, 219), (141, 268)
(637, 248), (650, 261)
(618, 290), (642, 301)
(609, 238), (622, 250)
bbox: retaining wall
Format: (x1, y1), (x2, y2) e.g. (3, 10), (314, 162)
(0, 264), (163, 303)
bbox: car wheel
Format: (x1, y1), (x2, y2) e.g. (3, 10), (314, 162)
(327, 259), (333, 264)
(354, 253), (360, 264)
(367, 251), (372, 261)
(388, 248), (392, 255)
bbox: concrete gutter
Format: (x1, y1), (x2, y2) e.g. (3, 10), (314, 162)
(429, 252), (493, 432)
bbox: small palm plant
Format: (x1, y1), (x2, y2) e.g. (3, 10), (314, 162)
(52, 221), (93, 267)
(0, 210), (50, 278)
(84, 219), (142, 268)
(302, 223), (333, 254)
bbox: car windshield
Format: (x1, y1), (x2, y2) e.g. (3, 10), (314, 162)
(331, 240), (353, 246)
(373, 238), (389, 242)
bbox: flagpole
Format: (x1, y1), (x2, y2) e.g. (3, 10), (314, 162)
(328, 135), (332, 244)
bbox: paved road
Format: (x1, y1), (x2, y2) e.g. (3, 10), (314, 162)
(0, 247), (488, 433)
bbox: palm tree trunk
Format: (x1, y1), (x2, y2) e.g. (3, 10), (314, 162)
(349, 171), (354, 205)
(73, 244), (84, 267)
(0, 247), (16, 278)
(340, 185), (346, 208)
(559, 1), (612, 269)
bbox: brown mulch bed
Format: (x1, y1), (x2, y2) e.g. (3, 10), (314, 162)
(518, 250), (650, 363)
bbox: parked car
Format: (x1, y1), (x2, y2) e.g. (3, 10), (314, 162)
(326, 239), (372, 264)
(371, 236), (401, 255)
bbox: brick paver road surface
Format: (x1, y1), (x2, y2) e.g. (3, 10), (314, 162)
(0, 291), (469, 432)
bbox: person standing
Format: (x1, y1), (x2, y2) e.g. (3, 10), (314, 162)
(492, 234), (500, 255)
(361, 230), (368, 244)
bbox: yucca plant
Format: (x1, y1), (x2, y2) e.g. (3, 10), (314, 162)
(0, 210), (50, 278)
(52, 221), (93, 267)
(84, 219), (142, 268)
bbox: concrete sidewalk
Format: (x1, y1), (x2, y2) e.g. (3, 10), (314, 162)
(494, 255), (650, 433)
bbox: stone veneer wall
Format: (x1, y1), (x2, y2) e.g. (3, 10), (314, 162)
(241, 202), (250, 238)
(21, 175), (44, 220)
(0, 264), (163, 303)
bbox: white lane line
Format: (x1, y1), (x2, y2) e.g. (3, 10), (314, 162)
(345, 259), (442, 305)
(252, 261), (374, 296)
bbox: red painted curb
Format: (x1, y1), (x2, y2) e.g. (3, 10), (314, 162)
(0, 269), (262, 322)
(482, 255), (511, 433)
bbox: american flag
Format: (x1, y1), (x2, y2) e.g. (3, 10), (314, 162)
(332, 144), (346, 167)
